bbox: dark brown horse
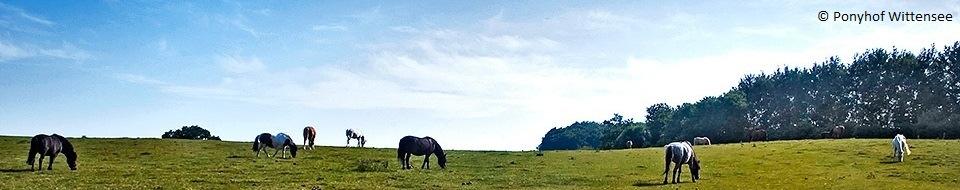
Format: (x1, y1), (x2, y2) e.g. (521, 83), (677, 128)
(27, 134), (78, 171)
(831, 126), (845, 139)
(303, 126), (316, 150)
(747, 128), (767, 142)
(397, 136), (446, 170)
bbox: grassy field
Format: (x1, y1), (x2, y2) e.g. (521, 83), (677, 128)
(0, 136), (957, 189)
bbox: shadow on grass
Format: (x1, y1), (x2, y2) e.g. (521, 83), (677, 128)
(0, 168), (33, 173)
(879, 160), (901, 164)
(632, 180), (671, 187)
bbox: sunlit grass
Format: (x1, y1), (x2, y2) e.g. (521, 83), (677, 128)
(0, 136), (957, 189)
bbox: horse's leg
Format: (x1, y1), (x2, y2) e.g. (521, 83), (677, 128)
(404, 153), (412, 169)
(673, 163), (682, 183)
(346, 138), (350, 147)
(37, 155), (44, 172)
(48, 155), (56, 170)
(663, 161), (670, 184)
(422, 155), (430, 169)
(272, 148), (280, 158)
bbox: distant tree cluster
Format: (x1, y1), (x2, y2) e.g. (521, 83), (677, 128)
(162, 125), (221, 140)
(540, 42), (960, 150)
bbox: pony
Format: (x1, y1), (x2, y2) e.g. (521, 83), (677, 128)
(345, 129), (366, 147)
(892, 134), (912, 162)
(626, 140), (634, 149)
(747, 128), (767, 142)
(832, 126), (845, 139)
(303, 126), (316, 150)
(252, 133), (297, 158)
(27, 134), (78, 171)
(397, 136), (446, 170)
(693, 137), (711, 145)
(663, 141), (700, 184)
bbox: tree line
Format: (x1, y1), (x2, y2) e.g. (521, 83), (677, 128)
(539, 42), (960, 150)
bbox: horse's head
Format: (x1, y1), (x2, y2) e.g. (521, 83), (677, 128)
(66, 152), (78, 170)
(437, 152), (447, 169)
(57, 135), (78, 170)
(287, 139), (298, 158)
(690, 157), (701, 180)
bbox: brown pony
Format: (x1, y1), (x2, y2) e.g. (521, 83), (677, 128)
(303, 126), (316, 150)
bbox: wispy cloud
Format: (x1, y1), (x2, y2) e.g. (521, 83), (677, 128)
(0, 2), (55, 26)
(0, 40), (91, 62)
(312, 24), (347, 32)
(116, 73), (170, 86)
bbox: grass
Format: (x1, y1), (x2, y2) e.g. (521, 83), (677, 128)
(0, 136), (957, 189)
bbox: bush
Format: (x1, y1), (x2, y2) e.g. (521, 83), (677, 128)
(354, 159), (391, 172)
(162, 125), (221, 140)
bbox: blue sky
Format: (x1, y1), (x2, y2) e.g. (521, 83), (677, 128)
(1, 1), (958, 150)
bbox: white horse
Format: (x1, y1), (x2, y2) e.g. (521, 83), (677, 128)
(892, 134), (912, 162)
(626, 140), (634, 149)
(345, 129), (366, 147)
(663, 141), (701, 184)
(693, 137), (711, 145)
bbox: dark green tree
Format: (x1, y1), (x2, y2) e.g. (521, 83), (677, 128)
(162, 125), (221, 140)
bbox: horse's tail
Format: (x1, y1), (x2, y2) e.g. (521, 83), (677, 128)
(252, 136), (260, 151)
(397, 147), (405, 166)
(902, 138), (911, 155)
(27, 135), (43, 165)
(663, 145), (673, 174)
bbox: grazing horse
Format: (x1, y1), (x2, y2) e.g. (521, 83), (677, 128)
(662, 141), (700, 184)
(693, 137), (711, 145)
(626, 140), (634, 149)
(345, 129), (366, 147)
(892, 134), (912, 162)
(397, 136), (447, 170)
(303, 126), (316, 150)
(832, 126), (845, 139)
(747, 128), (767, 142)
(27, 134), (78, 171)
(252, 133), (298, 158)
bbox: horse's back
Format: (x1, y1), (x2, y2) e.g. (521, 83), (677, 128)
(257, 133), (274, 148)
(273, 133), (292, 147)
(664, 142), (693, 164)
(304, 127), (316, 137)
(398, 136), (430, 155)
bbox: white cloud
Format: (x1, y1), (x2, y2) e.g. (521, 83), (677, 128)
(0, 40), (30, 61)
(122, 5), (960, 150)
(217, 55), (265, 74)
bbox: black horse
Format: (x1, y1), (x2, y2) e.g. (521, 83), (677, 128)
(397, 136), (446, 170)
(27, 134), (78, 171)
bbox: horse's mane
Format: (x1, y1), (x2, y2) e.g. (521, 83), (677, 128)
(52, 134), (78, 168)
(428, 137), (444, 155)
(52, 134), (74, 153)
